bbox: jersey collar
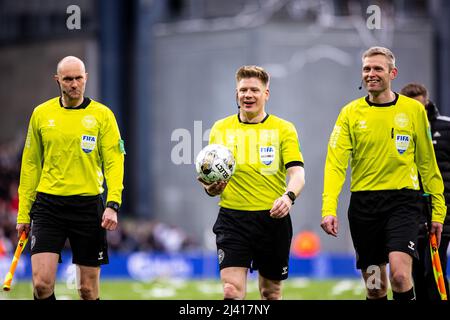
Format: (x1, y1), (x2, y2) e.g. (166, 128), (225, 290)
(59, 97), (91, 109)
(365, 92), (399, 107)
(237, 113), (270, 124)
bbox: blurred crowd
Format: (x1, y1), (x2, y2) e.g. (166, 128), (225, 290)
(0, 141), (21, 256)
(0, 141), (197, 256)
(107, 219), (198, 253)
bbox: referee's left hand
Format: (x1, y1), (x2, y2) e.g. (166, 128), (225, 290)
(102, 208), (118, 231)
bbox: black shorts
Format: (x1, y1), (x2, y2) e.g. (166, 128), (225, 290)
(30, 192), (109, 266)
(348, 189), (422, 270)
(212, 207), (292, 281)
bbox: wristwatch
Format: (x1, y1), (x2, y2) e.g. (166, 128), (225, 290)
(106, 201), (120, 213)
(284, 191), (296, 205)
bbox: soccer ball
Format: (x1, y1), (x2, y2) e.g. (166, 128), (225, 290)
(195, 144), (236, 184)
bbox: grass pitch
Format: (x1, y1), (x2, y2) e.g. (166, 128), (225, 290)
(0, 278), (368, 300)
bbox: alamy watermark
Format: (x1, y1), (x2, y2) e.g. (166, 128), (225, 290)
(66, 5), (81, 30)
(365, 265), (382, 290)
(171, 121), (210, 165)
(366, 5), (381, 30)
(170, 120), (282, 167)
(65, 264), (81, 290)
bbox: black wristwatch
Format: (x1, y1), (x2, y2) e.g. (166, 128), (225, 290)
(284, 191), (296, 205)
(106, 201), (120, 213)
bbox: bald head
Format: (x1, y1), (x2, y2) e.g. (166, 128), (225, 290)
(56, 56), (86, 75)
(54, 56), (88, 107)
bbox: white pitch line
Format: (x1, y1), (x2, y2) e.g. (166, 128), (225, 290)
(131, 282), (177, 298)
(289, 277), (311, 288)
(331, 279), (358, 296)
(197, 282), (223, 294)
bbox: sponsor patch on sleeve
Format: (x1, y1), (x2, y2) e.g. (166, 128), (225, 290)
(119, 139), (126, 154)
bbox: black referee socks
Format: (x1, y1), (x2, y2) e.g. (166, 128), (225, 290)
(366, 295), (388, 300)
(34, 292), (56, 300)
(393, 288), (415, 300)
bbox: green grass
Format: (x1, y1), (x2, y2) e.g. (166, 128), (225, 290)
(0, 278), (368, 300)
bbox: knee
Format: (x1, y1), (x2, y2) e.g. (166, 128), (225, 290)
(390, 270), (410, 289)
(33, 278), (54, 299)
(79, 285), (97, 300)
(223, 283), (244, 300)
(260, 287), (281, 300)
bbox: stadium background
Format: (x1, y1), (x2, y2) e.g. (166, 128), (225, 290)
(0, 0), (449, 299)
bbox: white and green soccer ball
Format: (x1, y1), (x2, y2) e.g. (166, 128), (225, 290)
(195, 144), (236, 184)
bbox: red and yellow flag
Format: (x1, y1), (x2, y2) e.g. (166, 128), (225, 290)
(430, 233), (448, 300)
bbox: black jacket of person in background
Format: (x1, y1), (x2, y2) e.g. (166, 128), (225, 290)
(414, 101), (450, 300)
(427, 101), (450, 236)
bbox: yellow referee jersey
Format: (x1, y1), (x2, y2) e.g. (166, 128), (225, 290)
(18, 97), (125, 223)
(322, 94), (446, 223)
(210, 113), (303, 211)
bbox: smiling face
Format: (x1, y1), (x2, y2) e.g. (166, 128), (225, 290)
(236, 77), (269, 118)
(362, 54), (397, 95)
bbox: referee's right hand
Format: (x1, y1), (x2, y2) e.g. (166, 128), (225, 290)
(197, 177), (227, 196)
(16, 223), (30, 238)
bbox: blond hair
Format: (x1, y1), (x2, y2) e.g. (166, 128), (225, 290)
(236, 65), (270, 86)
(362, 46), (396, 70)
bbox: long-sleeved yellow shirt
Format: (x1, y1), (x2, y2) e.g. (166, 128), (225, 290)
(322, 94), (446, 223)
(18, 97), (125, 223)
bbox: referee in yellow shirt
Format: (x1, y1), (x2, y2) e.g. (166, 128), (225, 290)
(16, 56), (125, 300)
(321, 47), (446, 300)
(198, 65), (305, 300)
